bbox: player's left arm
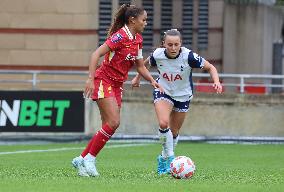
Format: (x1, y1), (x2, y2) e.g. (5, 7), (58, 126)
(202, 60), (223, 94)
(135, 58), (164, 92)
(131, 57), (151, 87)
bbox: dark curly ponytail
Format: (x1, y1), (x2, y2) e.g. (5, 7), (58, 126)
(107, 4), (145, 38)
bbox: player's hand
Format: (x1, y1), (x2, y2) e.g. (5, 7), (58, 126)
(213, 82), (222, 94)
(83, 77), (94, 99)
(151, 81), (164, 93)
(131, 76), (141, 89)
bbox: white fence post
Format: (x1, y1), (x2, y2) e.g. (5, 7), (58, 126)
(240, 76), (245, 94)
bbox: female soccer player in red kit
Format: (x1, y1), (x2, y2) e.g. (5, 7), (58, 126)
(71, 4), (163, 177)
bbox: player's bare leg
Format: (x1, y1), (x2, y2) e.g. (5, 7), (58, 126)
(154, 100), (174, 174)
(84, 97), (120, 176)
(169, 111), (187, 148)
(97, 97), (120, 129)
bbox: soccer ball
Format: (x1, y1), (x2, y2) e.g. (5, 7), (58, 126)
(170, 156), (195, 179)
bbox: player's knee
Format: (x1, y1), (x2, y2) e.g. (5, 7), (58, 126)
(159, 120), (169, 129)
(108, 119), (120, 130)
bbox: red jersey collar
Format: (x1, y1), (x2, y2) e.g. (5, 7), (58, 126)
(122, 25), (136, 40)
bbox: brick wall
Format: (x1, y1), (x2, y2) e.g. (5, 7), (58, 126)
(0, 0), (224, 70)
(0, 0), (99, 69)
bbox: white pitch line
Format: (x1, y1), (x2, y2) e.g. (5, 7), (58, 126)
(0, 143), (149, 155)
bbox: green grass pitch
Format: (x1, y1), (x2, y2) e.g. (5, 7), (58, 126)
(0, 142), (283, 192)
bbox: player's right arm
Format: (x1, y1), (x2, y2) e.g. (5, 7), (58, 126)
(202, 60), (222, 94)
(84, 43), (111, 98)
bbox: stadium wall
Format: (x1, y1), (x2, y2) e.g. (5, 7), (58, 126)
(1, 0), (283, 75)
(0, 0), (99, 70)
(85, 90), (284, 137)
(223, 3), (284, 75)
(0, 0), (223, 71)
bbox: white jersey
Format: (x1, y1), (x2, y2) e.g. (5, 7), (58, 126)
(150, 47), (205, 102)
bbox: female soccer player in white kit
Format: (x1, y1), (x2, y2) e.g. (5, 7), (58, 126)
(132, 29), (222, 175)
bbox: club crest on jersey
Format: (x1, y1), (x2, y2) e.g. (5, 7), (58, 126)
(111, 33), (123, 43)
(162, 73), (183, 82)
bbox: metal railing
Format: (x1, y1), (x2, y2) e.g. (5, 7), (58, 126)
(0, 70), (88, 91)
(0, 69), (284, 94)
(128, 72), (284, 94)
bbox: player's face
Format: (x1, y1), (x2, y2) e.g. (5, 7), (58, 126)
(163, 35), (181, 58)
(133, 11), (147, 33)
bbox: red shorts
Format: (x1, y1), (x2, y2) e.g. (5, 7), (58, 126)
(92, 77), (123, 107)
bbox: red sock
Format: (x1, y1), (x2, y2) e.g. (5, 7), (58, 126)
(81, 135), (95, 157)
(88, 124), (115, 157)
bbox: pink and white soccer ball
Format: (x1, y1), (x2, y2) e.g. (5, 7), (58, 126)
(170, 156), (196, 179)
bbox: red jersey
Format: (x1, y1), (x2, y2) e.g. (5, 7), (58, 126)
(95, 25), (143, 84)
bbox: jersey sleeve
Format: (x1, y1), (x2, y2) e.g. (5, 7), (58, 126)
(138, 34), (143, 49)
(136, 49), (143, 60)
(188, 51), (205, 69)
(136, 34), (143, 60)
(105, 32), (124, 51)
(149, 53), (157, 67)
